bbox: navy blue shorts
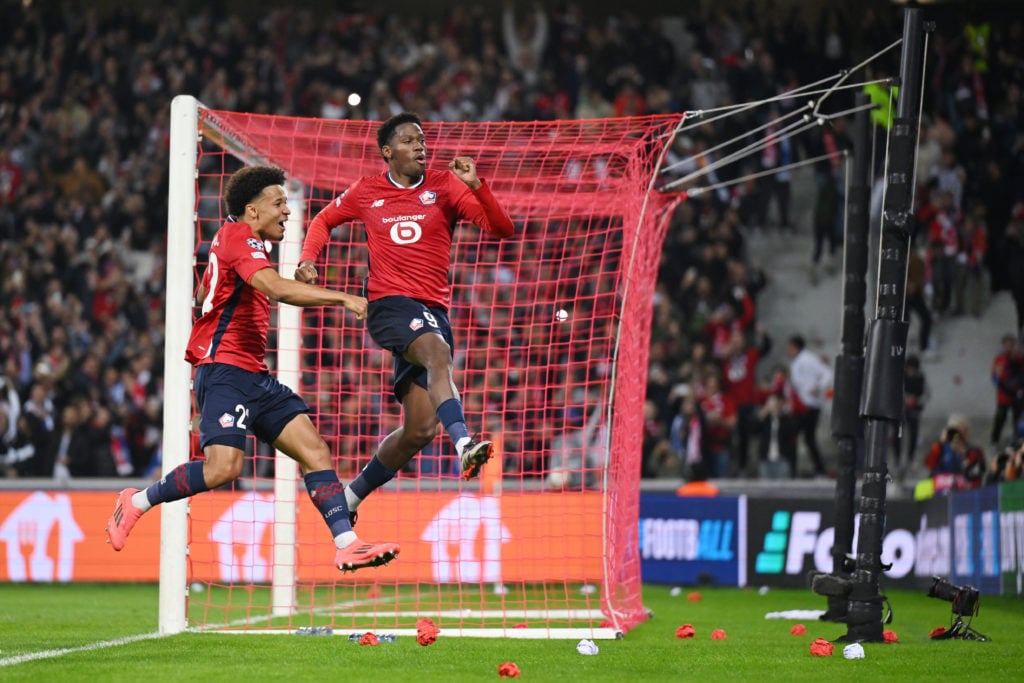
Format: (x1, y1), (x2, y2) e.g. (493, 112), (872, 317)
(193, 363), (309, 450)
(367, 296), (453, 402)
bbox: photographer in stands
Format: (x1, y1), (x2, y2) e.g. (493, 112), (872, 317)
(924, 415), (986, 493)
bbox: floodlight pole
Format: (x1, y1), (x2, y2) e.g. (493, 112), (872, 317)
(842, 6), (928, 642)
(814, 92), (871, 623)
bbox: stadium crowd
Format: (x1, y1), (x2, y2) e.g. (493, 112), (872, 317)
(0, 1), (1022, 485)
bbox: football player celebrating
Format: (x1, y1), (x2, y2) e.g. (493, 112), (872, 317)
(107, 165), (399, 572)
(296, 112), (515, 523)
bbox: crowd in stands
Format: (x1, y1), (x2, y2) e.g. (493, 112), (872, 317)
(899, 333), (1024, 498)
(0, 1), (1022, 487)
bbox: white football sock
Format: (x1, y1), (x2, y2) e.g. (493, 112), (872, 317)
(131, 491), (153, 512)
(335, 531), (358, 549)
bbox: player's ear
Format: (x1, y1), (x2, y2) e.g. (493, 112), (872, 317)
(382, 145), (392, 161)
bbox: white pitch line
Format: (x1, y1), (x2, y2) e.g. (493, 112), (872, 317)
(0, 631), (167, 667)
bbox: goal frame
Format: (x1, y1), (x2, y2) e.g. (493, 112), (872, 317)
(160, 94), (673, 638)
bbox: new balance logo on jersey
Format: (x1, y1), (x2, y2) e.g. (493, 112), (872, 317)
(371, 199), (385, 207)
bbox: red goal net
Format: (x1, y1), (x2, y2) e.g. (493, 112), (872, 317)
(176, 107), (680, 638)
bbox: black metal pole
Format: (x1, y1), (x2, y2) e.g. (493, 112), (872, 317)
(842, 6), (928, 643)
(812, 92), (871, 622)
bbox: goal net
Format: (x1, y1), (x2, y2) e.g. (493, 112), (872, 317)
(161, 95), (680, 639)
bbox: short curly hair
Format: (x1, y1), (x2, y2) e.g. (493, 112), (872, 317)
(376, 111), (423, 159)
(224, 165), (286, 218)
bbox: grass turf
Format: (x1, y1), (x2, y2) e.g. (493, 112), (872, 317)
(0, 583), (1020, 682)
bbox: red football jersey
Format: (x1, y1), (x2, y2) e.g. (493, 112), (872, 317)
(185, 220), (274, 372)
(722, 347), (763, 407)
(301, 170), (514, 309)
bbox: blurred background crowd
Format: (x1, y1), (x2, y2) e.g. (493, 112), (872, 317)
(0, 0), (1022, 489)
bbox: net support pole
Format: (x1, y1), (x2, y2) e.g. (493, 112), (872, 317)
(812, 93), (871, 621)
(271, 180), (306, 616)
(842, 7), (929, 643)
(159, 94), (200, 635)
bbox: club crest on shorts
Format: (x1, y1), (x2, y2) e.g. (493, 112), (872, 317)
(418, 190), (437, 206)
(219, 412), (235, 428)
(409, 318), (424, 331)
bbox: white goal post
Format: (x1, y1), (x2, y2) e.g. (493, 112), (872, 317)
(161, 95), (307, 634)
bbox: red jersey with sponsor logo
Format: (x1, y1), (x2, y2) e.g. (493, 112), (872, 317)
(301, 169), (514, 309)
(185, 220), (274, 372)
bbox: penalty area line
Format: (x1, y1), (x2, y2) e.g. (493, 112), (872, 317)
(0, 631), (167, 667)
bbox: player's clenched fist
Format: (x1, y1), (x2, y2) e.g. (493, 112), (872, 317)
(448, 156), (481, 190)
(295, 259), (318, 284)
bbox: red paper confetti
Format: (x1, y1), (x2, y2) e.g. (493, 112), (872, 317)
(498, 662), (521, 678)
(359, 632), (379, 646)
(790, 624), (807, 636)
(810, 637), (834, 657)
(687, 591), (702, 602)
(675, 624), (696, 639)
(883, 630), (899, 643)
(416, 616), (440, 646)
(929, 626), (948, 638)
(710, 629), (727, 640)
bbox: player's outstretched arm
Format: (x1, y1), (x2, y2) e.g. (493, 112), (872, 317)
(297, 180), (363, 281)
(250, 268), (367, 318)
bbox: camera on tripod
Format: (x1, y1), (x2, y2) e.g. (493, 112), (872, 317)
(927, 577), (980, 617)
(926, 576), (988, 641)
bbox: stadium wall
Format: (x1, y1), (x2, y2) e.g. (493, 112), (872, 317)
(3, 482), (1022, 596)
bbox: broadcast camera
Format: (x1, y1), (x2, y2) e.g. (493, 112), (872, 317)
(927, 577), (988, 641)
(927, 577), (979, 616)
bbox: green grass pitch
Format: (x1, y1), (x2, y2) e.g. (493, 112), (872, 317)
(0, 583), (1021, 681)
